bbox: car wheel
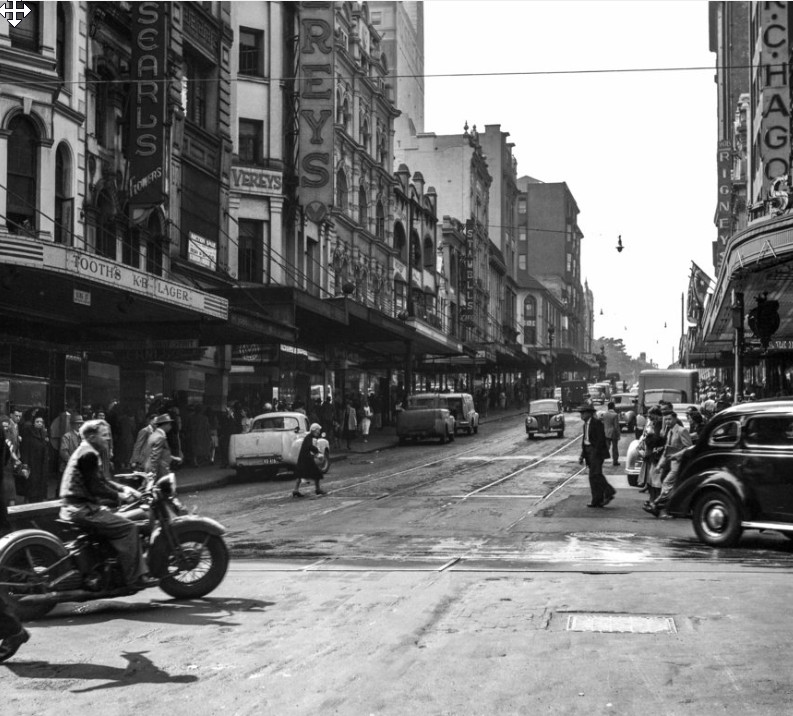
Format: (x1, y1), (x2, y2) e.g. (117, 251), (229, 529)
(693, 490), (743, 547)
(473, 424), (478, 434)
(557, 431), (564, 438)
(439, 429), (448, 444)
(467, 426), (473, 436)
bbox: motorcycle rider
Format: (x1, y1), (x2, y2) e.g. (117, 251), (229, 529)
(59, 419), (158, 590)
(0, 593), (29, 663)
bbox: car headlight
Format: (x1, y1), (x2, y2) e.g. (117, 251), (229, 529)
(526, 417), (536, 426)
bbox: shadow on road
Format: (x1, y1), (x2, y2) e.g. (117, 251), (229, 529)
(4, 650), (199, 691)
(32, 596), (275, 628)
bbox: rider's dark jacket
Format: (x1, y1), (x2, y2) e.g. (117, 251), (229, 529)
(59, 441), (123, 507)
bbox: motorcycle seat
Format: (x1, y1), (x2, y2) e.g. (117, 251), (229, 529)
(55, 518), (101, 537)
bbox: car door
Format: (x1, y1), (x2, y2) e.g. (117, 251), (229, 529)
(741, 414), (793, 520)
(284, 416), (306, 465)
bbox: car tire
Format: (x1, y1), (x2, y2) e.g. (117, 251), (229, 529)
(467, 426), (473, 436)
(439, 429), (448, 445)
(693, 490), (743, 547)
(557, 431), (564, 438)
(473, 424), (478, 434)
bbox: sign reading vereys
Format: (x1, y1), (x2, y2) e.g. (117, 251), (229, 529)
(129, 2), (168, 207)
(298, 2), (335, 223)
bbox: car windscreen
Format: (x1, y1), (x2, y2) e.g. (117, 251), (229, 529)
(644, 389), (684, 407)
(251, 416), (300, 431)
(530, 401), (558, 414)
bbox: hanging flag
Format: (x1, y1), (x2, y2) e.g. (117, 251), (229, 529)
(686, 262), (714, 325)
(691, 262), (713, 306)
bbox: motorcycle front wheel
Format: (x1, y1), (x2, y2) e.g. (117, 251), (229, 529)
(158, 531), (229, 599)
(0, 542), (60, 621)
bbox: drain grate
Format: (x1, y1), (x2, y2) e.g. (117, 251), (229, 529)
(566, 614), (676, 634)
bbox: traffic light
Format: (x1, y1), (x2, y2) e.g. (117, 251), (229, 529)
(747, 293), (780, 349)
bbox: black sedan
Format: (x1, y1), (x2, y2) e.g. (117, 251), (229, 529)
(667, 399), (793, 547)
(525, 399), (565, 439)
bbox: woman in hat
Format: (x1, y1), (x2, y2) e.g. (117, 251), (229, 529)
(20, 414), (51, 502)
(292, 423), (326, 498)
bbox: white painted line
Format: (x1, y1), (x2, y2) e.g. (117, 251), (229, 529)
(458, 455), (546, 460)
(449, 494), (544, 499)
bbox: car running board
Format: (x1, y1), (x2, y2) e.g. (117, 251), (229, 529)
(742, 520), (793, 532)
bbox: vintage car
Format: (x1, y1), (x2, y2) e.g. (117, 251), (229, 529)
(396, 394), (456, 444)
(228, 411), (330, 478)
(611, 392), (638, 432)
(666, 399), (793, 547)
(626, 403), (698, 485)
(525, 399), (565, 439)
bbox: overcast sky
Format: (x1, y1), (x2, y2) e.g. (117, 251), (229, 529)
(423, 0), (715, 366)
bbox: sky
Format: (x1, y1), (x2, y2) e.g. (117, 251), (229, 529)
(422, 0), (716, 367)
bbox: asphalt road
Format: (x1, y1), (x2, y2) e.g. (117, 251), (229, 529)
(4, 415), (793, 714)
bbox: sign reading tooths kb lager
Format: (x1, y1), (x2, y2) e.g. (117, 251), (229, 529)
(128, 1), (168, 208)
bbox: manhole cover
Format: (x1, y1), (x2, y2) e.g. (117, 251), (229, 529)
(566, 614), (676, 634)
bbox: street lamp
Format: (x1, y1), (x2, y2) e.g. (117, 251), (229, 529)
(548, 325), (555, 395)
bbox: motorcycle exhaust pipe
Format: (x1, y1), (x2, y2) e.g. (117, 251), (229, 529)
(18, 589), (99, 604)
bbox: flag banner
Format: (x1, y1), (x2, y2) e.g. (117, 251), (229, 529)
(691, 262), (713, 306)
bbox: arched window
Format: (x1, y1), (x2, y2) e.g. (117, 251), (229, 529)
(393, 222), (406, 263)
(56, 2), (68, 80)
(336, 169), (348, 211)
(94, 68), (112, 148)
(358, 185), (368, 228)
(394, 274), (406, 316)
(55, 143), (73, 244)
(6, 115), (38, 235)
(423, 235), (434, 270)
(9, 0), (41, 53)
(96, 191), (117, 259)
(523, 295), (537, 345)
(410, 229), (421, 267)
(375, 200), (385, 239)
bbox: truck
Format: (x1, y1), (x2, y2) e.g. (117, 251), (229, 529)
(560, 379), (588, 411)
(396, 393), (457, 445)
(637, 369), (699, 415)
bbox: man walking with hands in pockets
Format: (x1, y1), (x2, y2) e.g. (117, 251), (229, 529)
(578, 404), (616, 508)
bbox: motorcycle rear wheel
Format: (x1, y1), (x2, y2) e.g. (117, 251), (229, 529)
(158, 531), (229, 599)
(0, 542), (60, 621)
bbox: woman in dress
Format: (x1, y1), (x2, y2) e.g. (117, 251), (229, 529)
(360, 397), (372, 443)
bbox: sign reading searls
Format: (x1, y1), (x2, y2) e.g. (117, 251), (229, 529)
(129, 1), (168, 207)
(298, 2), (335, 222)
(188, 231), (217, 271)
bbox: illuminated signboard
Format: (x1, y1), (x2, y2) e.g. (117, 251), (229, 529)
(298, 2), (335, 222)
(128, 2), (168, 207)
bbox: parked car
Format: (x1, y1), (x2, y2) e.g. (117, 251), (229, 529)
(442, 392), (479, 435)
(525, 399), (565, 439)
(587, 384), (606, 405)
(228, 411), (330, 478)
(397, 394), (456, 445)
(666, 399), (793, 547)
(611, 392), (638, 432)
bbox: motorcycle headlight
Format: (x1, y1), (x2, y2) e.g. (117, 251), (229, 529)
(156, 473), (177, 497)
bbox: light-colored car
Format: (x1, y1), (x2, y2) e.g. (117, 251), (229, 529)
(525, 399), (565, 439)
(228, 411), (330, 478)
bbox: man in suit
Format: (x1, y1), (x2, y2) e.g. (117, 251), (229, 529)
(144, 414), (178, 478)
(578, 404), (616, 508)
(601, 402), (621, 466)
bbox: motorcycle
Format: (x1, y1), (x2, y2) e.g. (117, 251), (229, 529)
(0, 471), (229, 621)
